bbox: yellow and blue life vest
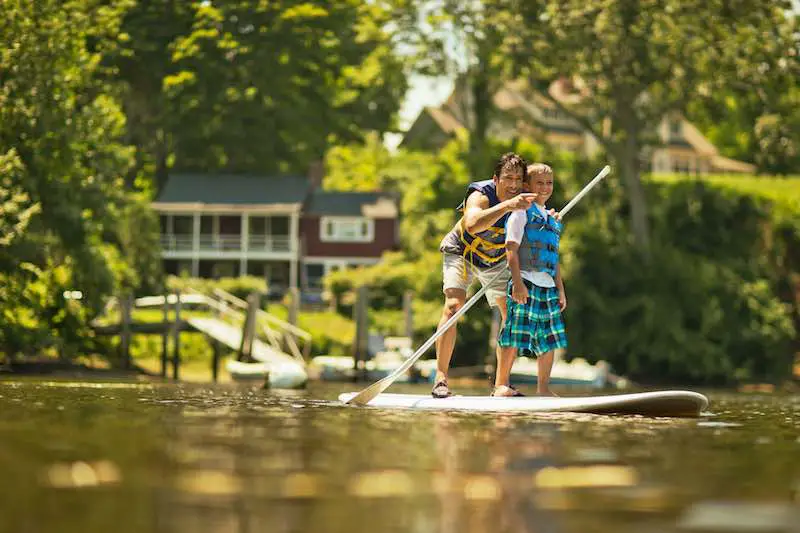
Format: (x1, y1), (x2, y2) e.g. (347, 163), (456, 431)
(518, 206), (561, 278)
(455, 180), (508, 269)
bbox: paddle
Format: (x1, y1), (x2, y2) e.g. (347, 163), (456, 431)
(344, 165), (612, 406)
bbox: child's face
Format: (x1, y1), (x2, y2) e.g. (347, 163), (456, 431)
(529, 172), (554, 204)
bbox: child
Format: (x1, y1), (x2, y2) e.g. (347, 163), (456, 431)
(494, 163), (567, 397)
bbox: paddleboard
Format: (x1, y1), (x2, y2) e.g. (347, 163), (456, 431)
(338, 390), (709, 417)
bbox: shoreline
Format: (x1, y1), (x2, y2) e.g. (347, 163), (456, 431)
(0, 359), (154, 381)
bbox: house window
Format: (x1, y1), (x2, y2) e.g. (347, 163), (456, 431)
(211, 261), (237, 279)
(673, 157), (692, 174)
(320, 217), (374, 243)
(304, 263), (325, 289)
(173, 215), (193, 235)
(669, 119), (682, 139)
(200, 215), (213, 234)
(270, 216), (289, 236)
(250, 216), (266, 236)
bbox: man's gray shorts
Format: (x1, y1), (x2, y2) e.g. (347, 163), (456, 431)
(442, 253), (510, 308)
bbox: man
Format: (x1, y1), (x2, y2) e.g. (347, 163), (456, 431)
(432, 153), (537, 398)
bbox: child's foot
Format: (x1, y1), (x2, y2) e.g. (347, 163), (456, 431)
(491, 385), (525, 397)
(431, 380), (453, 398)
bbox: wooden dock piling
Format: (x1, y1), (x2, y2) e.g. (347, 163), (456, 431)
(161, 295), (169, 378)
(120, 294), (133, 369)
(172, 292), (182, 380)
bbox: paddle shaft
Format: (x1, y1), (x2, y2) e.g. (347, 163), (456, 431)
(344, 165), (612, 406)
(560, 165), (610, 217)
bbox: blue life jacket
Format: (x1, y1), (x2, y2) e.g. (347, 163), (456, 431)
(519, 206), (561, 278)
(456, 180), (508, 269)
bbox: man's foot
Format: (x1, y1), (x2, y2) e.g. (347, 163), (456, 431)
(491, 385), (525, 397)
(537, 389), (559, 397)
(431, 380), (453, 398)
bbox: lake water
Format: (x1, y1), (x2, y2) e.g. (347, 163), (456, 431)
(0, 380), (798, 533)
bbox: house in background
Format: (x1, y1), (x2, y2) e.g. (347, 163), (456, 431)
(301, 190), (399, 290)
(152, 171), (399, 294)
(402, 78), (756, 175)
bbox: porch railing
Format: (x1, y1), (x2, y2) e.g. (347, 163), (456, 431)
(160, 234), (292, 253)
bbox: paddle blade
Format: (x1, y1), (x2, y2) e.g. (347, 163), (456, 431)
(343, 376), (391, 405)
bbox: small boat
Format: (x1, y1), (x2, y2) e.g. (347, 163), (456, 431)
(510, 357), (627, 389)
(226, 359), (308, 389)
(308, 353), (416, 383)
(309, 337), (420, 383)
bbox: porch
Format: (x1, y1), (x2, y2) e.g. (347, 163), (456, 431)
(158, 211), (301, 288)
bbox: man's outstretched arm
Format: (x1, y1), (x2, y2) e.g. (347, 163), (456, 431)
(463, 191), (537, 234)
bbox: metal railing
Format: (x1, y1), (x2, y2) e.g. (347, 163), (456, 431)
(212, 288), (311, 362)
(248, 235), (291, 252)
(121, 290), (310, 365)
(159, 234), (292, 253)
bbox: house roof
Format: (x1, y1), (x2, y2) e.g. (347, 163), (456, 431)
(402, 79), (755, 173)
(711, 155), (757, 174)
(426, 107), (464, 134)
(155, 173), (310, 205)
(681, 120), (719, 155)
(305, 191), (398, 218)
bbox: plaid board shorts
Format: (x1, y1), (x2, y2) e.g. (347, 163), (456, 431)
(498, 279), (567, 356)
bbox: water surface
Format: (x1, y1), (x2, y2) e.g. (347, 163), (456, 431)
(0, 380), (798, 533)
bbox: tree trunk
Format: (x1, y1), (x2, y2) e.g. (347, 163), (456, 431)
(468, 40), (493, 179)
(616, 140), (650, 254)
(610, 94), (651, 254)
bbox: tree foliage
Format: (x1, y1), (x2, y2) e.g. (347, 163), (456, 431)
(107, 0), (411, 183)
(0, 0), (162, 358)
(408, 0), (799, 252)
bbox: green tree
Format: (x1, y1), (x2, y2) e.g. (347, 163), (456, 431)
(415, 1), (518, 179)
(102, 0), (195, 191)
(686, 8), (799, 175)
(160, 0), (409, 175)
(498, 0), (796, 252)
(0, 0), (162, 358)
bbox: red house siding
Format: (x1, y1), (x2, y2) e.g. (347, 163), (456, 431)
(301, 217), (397, 257)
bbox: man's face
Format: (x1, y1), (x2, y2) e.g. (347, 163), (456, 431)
(529, 172), (554, 203)
(493, 167), (524, 201)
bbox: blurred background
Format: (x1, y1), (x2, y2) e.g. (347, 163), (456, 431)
(3, 0), (799, 387)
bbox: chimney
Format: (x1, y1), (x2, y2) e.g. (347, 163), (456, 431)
(307, 160), (325, 191)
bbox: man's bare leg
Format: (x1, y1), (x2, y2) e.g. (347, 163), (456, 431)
(434, 288), (466, 384)
(537, 348), (563, 396)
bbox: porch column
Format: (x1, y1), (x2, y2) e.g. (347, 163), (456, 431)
(192, 212), (200, 276)
(212, 214), (219, 249)
(289, 209), (300, 290)
(240, 213), (249, 276)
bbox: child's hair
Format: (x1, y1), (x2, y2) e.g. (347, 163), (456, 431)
(527, 163), (553, 178)
(493, 152), (527, 179)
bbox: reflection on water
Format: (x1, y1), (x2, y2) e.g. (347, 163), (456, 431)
(0, 380), (798, 533)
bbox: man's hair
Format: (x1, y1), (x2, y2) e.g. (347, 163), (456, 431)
(527, 163), (553, 178)
(493, 152), (527, 180)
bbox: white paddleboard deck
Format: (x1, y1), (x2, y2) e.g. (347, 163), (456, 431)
(339, 390), (709, 417)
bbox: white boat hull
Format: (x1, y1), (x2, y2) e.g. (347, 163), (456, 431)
(226, 359), (307, 389)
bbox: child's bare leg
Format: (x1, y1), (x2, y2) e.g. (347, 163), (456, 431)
(537, 349), (556, 396)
